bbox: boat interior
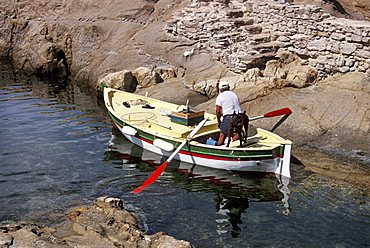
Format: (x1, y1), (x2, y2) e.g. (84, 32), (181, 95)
(106, 88), (218, 136)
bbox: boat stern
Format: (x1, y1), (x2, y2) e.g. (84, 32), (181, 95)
(275, 142), (292, 178)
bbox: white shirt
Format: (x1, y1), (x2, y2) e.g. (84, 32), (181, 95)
(215, 91), (242, 116)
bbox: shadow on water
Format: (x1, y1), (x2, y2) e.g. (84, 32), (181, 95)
(104, 130), (291, 238)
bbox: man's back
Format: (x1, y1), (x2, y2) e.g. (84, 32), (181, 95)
(215, 91), (242, 116)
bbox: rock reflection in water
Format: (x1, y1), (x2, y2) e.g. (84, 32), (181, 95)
(1, 60), (101, 113)
(105, 131), (291, 237)
(0, 62), (110, 224)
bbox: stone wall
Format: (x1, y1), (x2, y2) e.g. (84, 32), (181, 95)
(166, 0), (370, 78)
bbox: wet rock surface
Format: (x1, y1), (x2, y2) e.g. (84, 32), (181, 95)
(0, 197), (193, 248)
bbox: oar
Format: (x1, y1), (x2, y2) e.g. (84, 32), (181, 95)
(132, 117), (208, 194)
(249, 107), (292, 121)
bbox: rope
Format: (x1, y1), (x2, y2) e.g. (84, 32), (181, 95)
(121, 112), (157, 125)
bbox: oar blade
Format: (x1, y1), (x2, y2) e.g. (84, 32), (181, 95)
(264, 108), (292, 118)
(131, 117), (208, 194)
(132, 161), (169, 194)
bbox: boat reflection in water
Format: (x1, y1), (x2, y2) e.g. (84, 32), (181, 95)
(104, 131), (291, 238)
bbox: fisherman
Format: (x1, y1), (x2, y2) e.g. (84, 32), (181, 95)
(215, 82), (243, 146)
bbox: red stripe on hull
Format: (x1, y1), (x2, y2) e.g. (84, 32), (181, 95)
(137, 135), (279, 162)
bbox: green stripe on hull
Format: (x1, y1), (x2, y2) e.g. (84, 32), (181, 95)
(108, 111), (283, 160)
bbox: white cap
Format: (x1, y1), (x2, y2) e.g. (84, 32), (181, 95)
(218, 82), (229, 90)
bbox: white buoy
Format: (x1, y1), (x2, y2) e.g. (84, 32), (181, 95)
(153, 139), (175, 152)
(121, 126), (137, 136)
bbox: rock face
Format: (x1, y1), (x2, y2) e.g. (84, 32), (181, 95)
(0, 197), (193, 248)
(0, 0), (369, 168)
(1, 0), (176, 83)
(2, 0), (369, 86)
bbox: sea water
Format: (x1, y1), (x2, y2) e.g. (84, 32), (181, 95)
(0, 61), (369, 247)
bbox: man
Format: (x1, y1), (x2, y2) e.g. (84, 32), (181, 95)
(215, 82), (242, 146)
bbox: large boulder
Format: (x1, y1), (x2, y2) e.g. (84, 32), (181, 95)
(154, 65), (180, 80)
(133, 66), (163, 88)
(98, 70), (138, 92)
(263, 51), (318, 88)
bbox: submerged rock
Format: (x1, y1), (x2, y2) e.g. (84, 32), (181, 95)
(0, 197), (193, 248)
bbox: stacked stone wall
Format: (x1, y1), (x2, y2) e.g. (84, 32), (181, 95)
(166, 0), (370, 78)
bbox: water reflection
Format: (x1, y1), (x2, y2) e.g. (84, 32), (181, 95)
(0, 62), (111, 224)
(214, 194), (249, 238)
(105, 130), (291, 237)
(0, 61), (102, 113)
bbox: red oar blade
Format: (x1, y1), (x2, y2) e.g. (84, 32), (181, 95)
(264, 108), (292, 118)
(131, 118), (208, 194)
(132, 161), (169, 194)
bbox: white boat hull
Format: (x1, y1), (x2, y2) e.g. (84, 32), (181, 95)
(116, 124), (288, 175)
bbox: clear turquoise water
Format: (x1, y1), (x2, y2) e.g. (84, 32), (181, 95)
(0, 62), (369, 247)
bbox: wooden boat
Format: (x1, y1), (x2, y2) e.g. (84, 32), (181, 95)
(103, 87), (292, 178)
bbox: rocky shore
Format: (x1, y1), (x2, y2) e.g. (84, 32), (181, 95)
(0, 0), (369, 202)
(0, 197), (193, 248)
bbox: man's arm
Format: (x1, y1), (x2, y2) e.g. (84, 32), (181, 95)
(216, 105), (222, 125)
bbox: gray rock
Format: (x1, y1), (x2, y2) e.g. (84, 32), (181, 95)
(307, 39), (327, 51)
(350, 34), (363, 42)
(345, 58), (355, 67)
(341, 43), (357, 55)
(277, 35), (290, 42)
(336, 56), (346, 67)
(330, 32), (346, 41)
(355, 49), (370, 58)
(338, 66), (350, 73)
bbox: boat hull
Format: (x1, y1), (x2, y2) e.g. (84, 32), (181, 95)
(113, 119), (287, 175)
